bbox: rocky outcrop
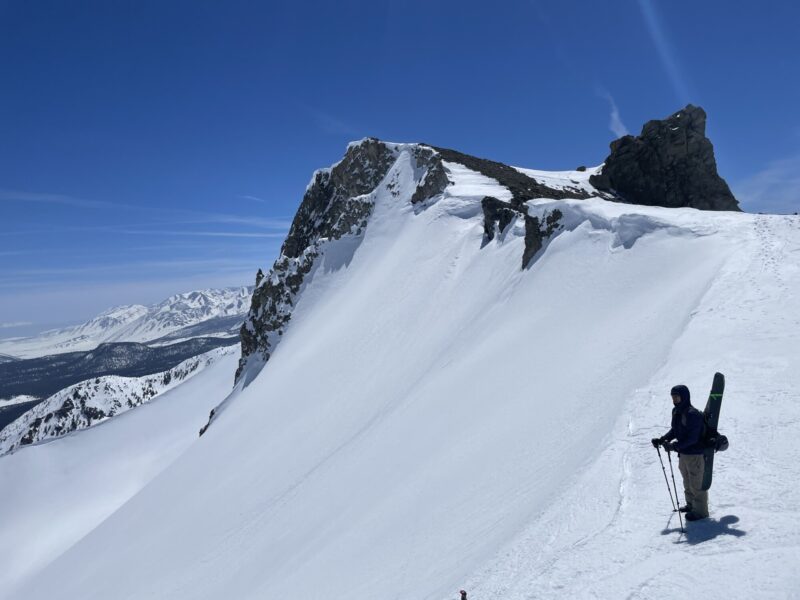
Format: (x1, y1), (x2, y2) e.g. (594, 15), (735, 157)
(411, 146), (450, 204)
(481, 196), (564, 268)
(234, 139), (450, 386)
(235, 139), (394, 384)
(590, 105), (739, 211)
(523, 210), (564, 268)
(432, 146), (592, 206)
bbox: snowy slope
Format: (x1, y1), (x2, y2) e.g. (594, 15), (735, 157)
(460, 213), (800, 598)
(0, 346), (235, 455)
(0, 287), (250, 359)
(0, 347), (239, 596)
(7, 146), (800, 599)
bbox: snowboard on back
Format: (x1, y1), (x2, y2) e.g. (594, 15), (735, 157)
(701, 372), (725, 491)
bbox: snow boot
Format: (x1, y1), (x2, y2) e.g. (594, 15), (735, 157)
(685, 512), (708, 522)
(679, 505), (693, 513)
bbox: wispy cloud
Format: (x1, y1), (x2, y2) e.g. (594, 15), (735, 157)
(0, 189), (113, 209)
(126, 205), (292, 231)
(119, 229), (287, 238)
(239, 194), (269, 204)
(0, 256), (268, 287)
(307, 107), (359, 137)
(0, 321), (32, 329)
(596, 89), (630, 138)
(636, 0), (691, 105)
(733, 155), (800, 214)
(193, 214), (292, 230)
(0, 188), (292, 233)
(0, 223), (166, 237)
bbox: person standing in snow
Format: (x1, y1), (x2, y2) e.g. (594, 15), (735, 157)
(651, 385), (709, 521)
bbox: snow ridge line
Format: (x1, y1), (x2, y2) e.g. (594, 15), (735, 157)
(0, 346), (236, 455)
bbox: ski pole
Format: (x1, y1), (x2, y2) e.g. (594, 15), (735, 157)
(666, 448), (684, 532)
(655, 445), (677, 511)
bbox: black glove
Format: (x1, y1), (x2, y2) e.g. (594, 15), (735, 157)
(651, 438), (662, 448)
(664, 441), (678, 452)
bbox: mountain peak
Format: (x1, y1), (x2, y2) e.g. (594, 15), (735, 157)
(228, 107), (740, 404)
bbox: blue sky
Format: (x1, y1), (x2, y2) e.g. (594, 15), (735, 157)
(1, 0), (799, 333)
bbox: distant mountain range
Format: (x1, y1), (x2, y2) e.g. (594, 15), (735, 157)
(0, 287), (252, 360)
(0, 286), (252, 427)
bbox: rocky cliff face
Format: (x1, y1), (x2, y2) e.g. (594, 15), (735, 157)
(232, 140), (577, 390)
(590, 104), (739, 211)
(234, 140), (451, 385)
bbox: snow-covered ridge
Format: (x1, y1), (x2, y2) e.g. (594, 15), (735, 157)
(0, 395), (37, 408)
(0, 287), (251, 359)
(0, 345), (237, 455)
(232, 140), (594, 392)
(9, 119), (797, 598)
(15, 183), (798, 598)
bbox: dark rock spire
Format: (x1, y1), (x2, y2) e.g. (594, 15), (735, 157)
(590, 105), (740, 211)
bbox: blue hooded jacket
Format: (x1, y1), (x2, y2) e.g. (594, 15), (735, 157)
(663, 385), (705, 455)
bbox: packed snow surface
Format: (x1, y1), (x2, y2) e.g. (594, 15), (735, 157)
(5, 150), (799, 599)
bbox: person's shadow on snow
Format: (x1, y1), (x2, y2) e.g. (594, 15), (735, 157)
(661, 515), (746, 545)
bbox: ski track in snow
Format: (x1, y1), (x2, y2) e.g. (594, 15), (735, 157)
(4, 147), (800, 600)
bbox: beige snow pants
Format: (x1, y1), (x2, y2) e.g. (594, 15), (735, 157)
(678, 453), (708, 517)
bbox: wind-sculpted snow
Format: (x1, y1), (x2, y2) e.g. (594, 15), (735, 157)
(526, 198), (711, 250)
(0, 346), (236, 455)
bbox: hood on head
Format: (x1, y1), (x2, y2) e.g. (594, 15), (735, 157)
(671, 384), (691, 408)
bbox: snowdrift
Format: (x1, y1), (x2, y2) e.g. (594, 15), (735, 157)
(5, 145), (799, 599)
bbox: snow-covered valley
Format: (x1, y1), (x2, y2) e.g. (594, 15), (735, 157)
(1, 139), (798, 599)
